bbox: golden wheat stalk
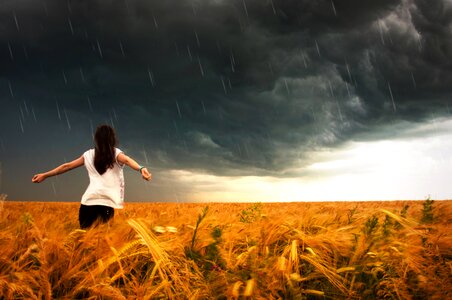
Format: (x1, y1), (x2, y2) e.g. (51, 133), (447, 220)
(380, 209), (424, 236)
(299, 254), (349, 295)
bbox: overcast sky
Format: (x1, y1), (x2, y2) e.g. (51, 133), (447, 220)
(0, 0), (451, 202)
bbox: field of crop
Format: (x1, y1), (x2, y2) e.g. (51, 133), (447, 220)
(0, 200), (450, 299)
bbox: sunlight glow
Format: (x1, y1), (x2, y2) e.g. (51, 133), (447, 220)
(161, 118), (452, 202)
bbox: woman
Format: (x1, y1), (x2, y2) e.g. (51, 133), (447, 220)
(32, 124), (151, 228)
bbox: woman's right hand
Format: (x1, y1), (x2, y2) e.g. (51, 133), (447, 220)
(32, 174), (47, 183)
(141, 168), (152, 181)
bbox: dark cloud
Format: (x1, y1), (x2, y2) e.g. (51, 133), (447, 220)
(1, 0), (451, 200)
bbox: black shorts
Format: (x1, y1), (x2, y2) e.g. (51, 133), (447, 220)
(79, 204), (114, 229)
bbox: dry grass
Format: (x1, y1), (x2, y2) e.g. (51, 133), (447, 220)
(0, 200), (451, 299)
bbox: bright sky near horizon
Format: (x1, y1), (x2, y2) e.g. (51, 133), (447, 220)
(1, 0), (451, 202)
(151, 117), (452, 202)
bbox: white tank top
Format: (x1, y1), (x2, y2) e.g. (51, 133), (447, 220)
(81, 148), (125, 209)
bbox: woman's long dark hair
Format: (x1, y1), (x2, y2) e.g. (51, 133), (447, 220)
(94, 125), (118, 175)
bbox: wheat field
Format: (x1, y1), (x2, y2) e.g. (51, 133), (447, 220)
(0, 200), (450, 299)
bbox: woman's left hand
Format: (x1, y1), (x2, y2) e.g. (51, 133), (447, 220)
(32, 174), (47, 183)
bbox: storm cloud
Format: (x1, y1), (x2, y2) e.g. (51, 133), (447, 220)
(1, 0), (451, 200)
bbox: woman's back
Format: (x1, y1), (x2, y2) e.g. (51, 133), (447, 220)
(82, 148), (125, 209)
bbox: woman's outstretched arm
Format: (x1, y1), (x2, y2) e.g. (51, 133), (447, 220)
(32, 156), (84, 183)
(117, 153), (152, 181)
